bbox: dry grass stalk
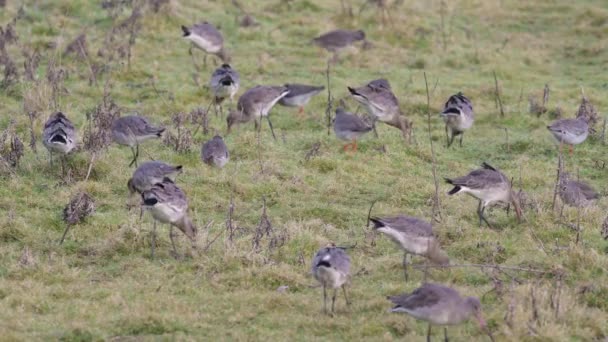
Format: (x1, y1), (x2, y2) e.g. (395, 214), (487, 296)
(22, 48), (41, 82)
(64, 33), (89, 60)
(19, 246), (36, 267)
(61, 192), (96, 244)
(304, 142), (321, 162)
(423, 72), (442, 222)
(0, 120), (24, 168)
(575, 95), (599, 135)
(226, 194), (235, 243)
(163, 112), (193, 153)
(189, 107), (209, 137)
(84, 82), (121, 152)
(493, 71), (505, 117)
(325, 60), (333, 136)
(601, 215), (608, 240)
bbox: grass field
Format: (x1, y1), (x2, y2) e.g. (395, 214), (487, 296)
(1, 0), (608, 340)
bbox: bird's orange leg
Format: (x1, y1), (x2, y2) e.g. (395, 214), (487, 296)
(569, 145), (573, 156)
(353, 140), (358, 152)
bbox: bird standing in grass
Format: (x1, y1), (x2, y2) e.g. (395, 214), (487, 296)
(43, 112), (77, 175)
(312, 244), (351, 315)
(226, 85), (290, 140)
(547, 117), (589, 155)
(278, 83), (325, 115)
(201, 135), (229, 168)
(142, 178), (197, 259)
(209, 64), (240, 117)
(112, 115), (165, 167)
(370, 215), (449, 282)
(440, 92), (474, 148)
(128, 161), (183, 195)
(312, 29), (366, 62)
(181, 22), (228, 69)
(348, 80), (411, 141)
(388, 283), (491, 342)
(333, 107), (373, 152)
(445, 162), (522, 229)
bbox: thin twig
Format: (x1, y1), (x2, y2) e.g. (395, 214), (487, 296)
(325, 60), (333, 136)
(203, 230), (222, 252)
(493, 71), (505, 117)
(551, 152), (562, 211)
(424, 72), (442, 222)
(366, 200), (377, 228)
(84, 151), (96, 182)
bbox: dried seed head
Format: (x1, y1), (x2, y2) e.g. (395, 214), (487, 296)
(63, 192), (95, 225)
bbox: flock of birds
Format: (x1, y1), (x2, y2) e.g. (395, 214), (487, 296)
(36, 16), (603, 342)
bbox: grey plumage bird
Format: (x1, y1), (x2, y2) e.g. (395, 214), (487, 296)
(128, 161), (183, 194)
(201, 135), (229, 168)
(112, 115), (165, 167)
(142, 178), (197, 258)
(370, 215), (449, 281)
(227, 85), (290, 140)
(388, 283), (488, 342)
(209, 64), (240, 116)
(312, 29), (366, 61)
(181, 22), (229, 68)
(445, 162), (522, 229)
(278, 83), (325, 114)
(558, 172), (599, 209)
(547, 117), (589, 154)
(440, 92), (474, 148)
(311, 244), (351, 315)
(348, 80), (411, 140)
(333, 107), (372, 151)
(42, 112), (77, 173)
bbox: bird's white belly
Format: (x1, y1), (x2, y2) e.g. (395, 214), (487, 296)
(149, 203), (185, 224)
(464, 187), (509, 206)
(187, 35), (221, 53)
(282, 94), (312, 107)
(213, 156), (229, 168)
(315, 267), (347, 288)
(45, 140), (75, 154)
(378, 227), (431, 255)
(214, 84), (238, 99)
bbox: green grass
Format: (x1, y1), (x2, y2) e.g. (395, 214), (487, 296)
(1, 0), (608, 340)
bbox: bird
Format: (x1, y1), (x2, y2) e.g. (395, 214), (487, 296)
(201, 135), (229, 168)
(278, 83), (325, 115)
(141, 178), (197, 258)
(127, 161), (183, 195)
(388, 283), (490, 342)
(367, 78), (391, 90)
(440, 92), (474, 148)
(445, 162), (522, 229)
(558, 172), (599, 217)
(547, 117), (589, 155)
(347, 80), (411, 140)
(209, 64), (240, 117)
(226, 85), (290, 140)
(312, 29), (366, 62)
(311, 244), (351, 315)
(111, 115), (165, 167)
(333, 107), (373, 151)
(370, 215), (449, 282)
(42, 112), (77, 174)
(181, 22), (228, 69)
